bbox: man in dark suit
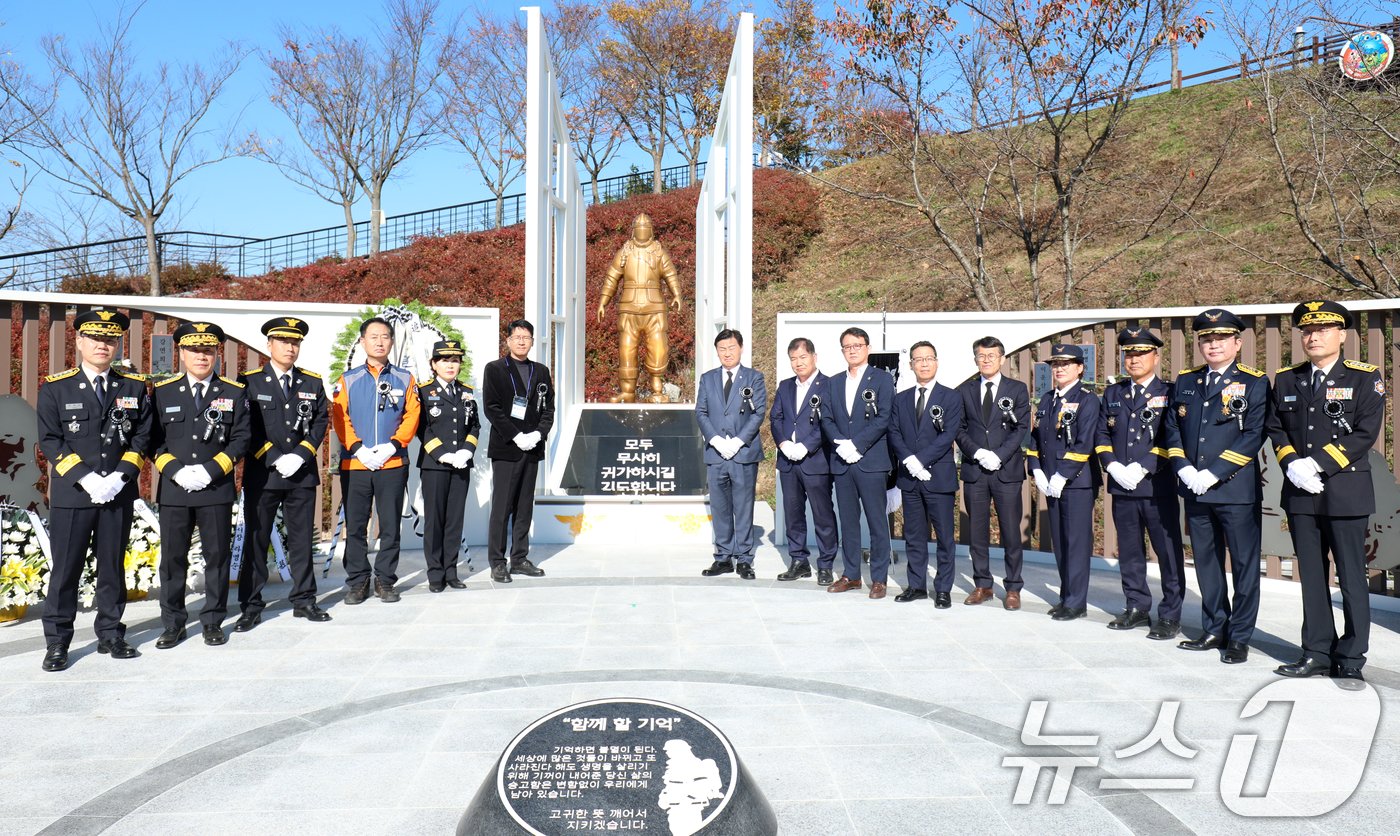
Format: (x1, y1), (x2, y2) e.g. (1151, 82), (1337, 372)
(1167, 308), (1269, 664)
(1095, 327), (1185, 639)
(1028, 344), (1102, 621)
(768, 337), (837, 584)
(820, 327), (895, 599)
(36, 309), (154, 671)
(482, 319), (554, 583)
(238, 317), (331, 630)
(152, 322), (251, 648)
(956, 336), (1031, 609)
(697, 329), (768, 579)
(416, 339), (481, 592)
(889, 341), (964, 607)
(1268, 300), (1384, 685)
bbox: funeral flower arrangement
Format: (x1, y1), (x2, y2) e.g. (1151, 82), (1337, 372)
(0, 506), (49, 611)
(122, 501), (162, 597)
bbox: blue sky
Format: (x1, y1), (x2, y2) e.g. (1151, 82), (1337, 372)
(0, 1), (1296, 250)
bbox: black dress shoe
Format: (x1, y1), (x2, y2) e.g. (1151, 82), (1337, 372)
(1107, 608), (1151, 631)
(344, 582), (371, 605)
(292, 604), (332, 622)
(155, 627), (187, 649)
(1179, 633), (1225, 651)
(1146, 619), (1181, 641)
(934, 591), (952, 609)
(701, 560), (734, 577)
(776, 562), (811, 581)
(1276, 655), (1330, 678)
(816, 568), (834, 586)
(1222, 641), (1249, 664)
(429, 582), (446, 593)
(1046, 602), (1065, 617)
(97, 638), (139, 658)
(375, 580), (401, 603)
(233, 613), (261, 633)
(446, 579), (467, 589)
(490, 565), (512, 583)
(42, 643), (69, 672)
(894, 588), (928, 603)
(203, 626), (227, 646)
(1051, 606), (1087, 621)
(736, 563), (756, 580)
(1333, 666), (1366, 684)
(510, 558), (545, 577)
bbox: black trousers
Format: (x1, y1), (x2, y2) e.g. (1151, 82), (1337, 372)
(343, 466), (409, 587)
(901, 486), (956, 593)
(1185, 499), (1261, 644)
(779, 467), (838, 569)
(1288, 513), (1370, 668)
(1046, 488), (1095, 610)
(421, 468), (471, 584)
(963, 478), (1025, 591)
(1111, 492), (1185, 620)
(489, 457), (538, 567)
(240, 484), (319, 613)
(159, 503), (233, 630)
(42, 503), (134, 647)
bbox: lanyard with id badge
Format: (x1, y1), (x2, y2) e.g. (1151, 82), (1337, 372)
(510, 361), (533, 420)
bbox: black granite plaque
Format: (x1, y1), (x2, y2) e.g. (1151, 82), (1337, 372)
(560, 407), (706, 496)
(460, 698), (776, 836)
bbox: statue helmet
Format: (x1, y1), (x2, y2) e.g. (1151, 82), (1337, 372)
(632, 213), (654, 230)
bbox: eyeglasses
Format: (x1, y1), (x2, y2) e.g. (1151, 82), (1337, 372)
(974, 354), (1001, 362)
(840, 343), (867, 352)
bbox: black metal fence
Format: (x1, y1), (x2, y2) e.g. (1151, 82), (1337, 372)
(0, 161), (706, 291)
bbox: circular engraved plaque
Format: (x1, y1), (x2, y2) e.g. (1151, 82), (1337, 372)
(496, 698), (738, 836)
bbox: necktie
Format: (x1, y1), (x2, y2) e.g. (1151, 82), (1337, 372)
(193, 382), (205, 412)
(982, 381), (994, 423)
(723, 370), (733, 401)
(1132, 383), (1143, 404)
(94, 375), (107, 410)
(281, 373), (292, 401)
(1208, 372), (1220, 391)
(1312, 368), (1325, 396)
(916, 387), (927, 425)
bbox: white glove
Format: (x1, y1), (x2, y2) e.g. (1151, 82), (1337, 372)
(1106, 461), (1133, 489)
(174, 465), (209, 491)
(514, 432), (534, 451)
(354, 447), (380, 470)
(916, 468), (933, 482)
(1300, 474), (1325, 494)
(524, 431), (543, 450)
(1176, 465), (1199, 489)
(786, 441), (807, 461)
(1286, 458), (1322, 487)
(1048, 473), (1067, 498)
(903, 455), (923, 475)
(1192, 470), (1219, 496)
(371, 443), (397, 466)
(1127, 462), (1149, 484)
(718, 437), (739, 460)
(974, 449), (1001, 471)
(836, 439), (861, 464)
(77, 472), (110, 504)
(98, 473), (126, 503)
(454, 449), (474, 468)
(273, 454), (303, 478)
(1032, 469), (1050, 495)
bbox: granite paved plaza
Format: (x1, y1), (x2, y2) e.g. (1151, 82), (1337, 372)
(1, 539), (1397, 835)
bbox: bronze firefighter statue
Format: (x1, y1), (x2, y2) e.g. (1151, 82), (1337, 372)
(596, 213), (684, 403)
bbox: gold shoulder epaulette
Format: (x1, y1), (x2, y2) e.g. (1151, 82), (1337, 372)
(154, 375), (183, 387)
(1344, 359), (1379, 373)
(1236, 364), (1265, 378)
(45, 368), (79, 383)
(299, 368), (322, 379)
(242, 366), (263, 376)
(218, 376), (246, 389)
(1178, 365), (1204, 376)
(1276, 362), (1305, 374)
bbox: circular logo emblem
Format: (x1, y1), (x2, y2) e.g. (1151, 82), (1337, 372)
(1339, 30), (1395, 81)
(497, 698), (738, 835)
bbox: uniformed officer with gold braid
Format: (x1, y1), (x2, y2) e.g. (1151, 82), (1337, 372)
(1267, 300), (1384, 684)
(36, 309), (154, 672)
(1166, 308), (1270, 664)
(151, 322), (251, 648)
(237, 317), (332, 629)
(416, 339), (480, 592)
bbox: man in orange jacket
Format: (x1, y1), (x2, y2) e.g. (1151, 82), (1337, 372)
(331, 317), (421, 604)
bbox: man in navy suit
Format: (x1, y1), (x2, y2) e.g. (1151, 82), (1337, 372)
(1095, 327), (1185, 639)
(768, 337), (838, 584)
(696, 329), (768, 579)
(889, 342), (965, 607)
(1167, 308), (1269, 664)
(820, 327), (896, 598)
(956, 336), (1031, 609)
